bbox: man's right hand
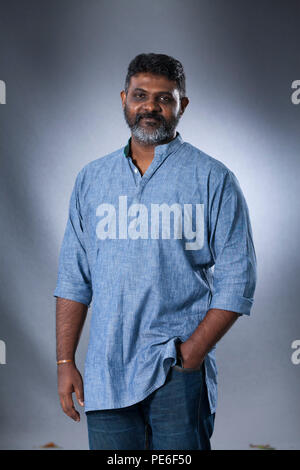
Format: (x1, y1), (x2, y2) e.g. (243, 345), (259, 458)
(57, 362), (85, 422)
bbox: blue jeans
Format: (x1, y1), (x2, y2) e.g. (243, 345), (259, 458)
(85, 360), (215, 450)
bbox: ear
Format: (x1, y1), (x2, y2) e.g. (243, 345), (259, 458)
(180, 97), (189, 115)
(120, 90), (126, 107)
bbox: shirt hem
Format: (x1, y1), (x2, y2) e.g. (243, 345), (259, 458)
(84, 371), (174, 413)
(84, 364), (216, 415)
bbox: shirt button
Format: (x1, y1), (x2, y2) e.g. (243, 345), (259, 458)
(134, 168), (138, 173)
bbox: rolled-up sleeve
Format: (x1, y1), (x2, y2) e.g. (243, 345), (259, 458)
(53, 169), (92, 306)
(208, 169), (257, 316)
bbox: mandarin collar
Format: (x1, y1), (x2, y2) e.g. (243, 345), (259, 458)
(123, 131), (183, 162)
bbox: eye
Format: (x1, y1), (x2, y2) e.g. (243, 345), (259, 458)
(160, 96), (171, 102)
(134, 93), (145, 99)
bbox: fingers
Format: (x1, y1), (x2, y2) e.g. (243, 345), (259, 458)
(74, 381), (85, 407)
(57, 367), (84, 421)
(59, 392), (80, 422)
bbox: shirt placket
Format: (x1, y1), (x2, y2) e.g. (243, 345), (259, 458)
(123, 132), (183, 204)
(126, 148), (173, 203)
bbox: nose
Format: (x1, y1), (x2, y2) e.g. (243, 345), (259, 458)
(141, 97), (162, 114)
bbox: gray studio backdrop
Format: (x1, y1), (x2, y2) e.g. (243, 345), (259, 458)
(0, 0), (299, 450)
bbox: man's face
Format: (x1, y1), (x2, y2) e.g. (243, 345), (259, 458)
(121, 73), (187, 145)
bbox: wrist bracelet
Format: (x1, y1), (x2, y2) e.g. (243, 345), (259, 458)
(57, 359), (73, 365)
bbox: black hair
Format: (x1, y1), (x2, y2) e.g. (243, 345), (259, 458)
(124, 53), (186, 98)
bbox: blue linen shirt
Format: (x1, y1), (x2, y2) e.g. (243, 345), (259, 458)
(53, 131), (257, 414)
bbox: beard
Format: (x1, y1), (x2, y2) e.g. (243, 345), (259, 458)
(123, 103), (181, 145)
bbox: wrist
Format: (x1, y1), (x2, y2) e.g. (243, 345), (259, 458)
(56, 359), (75, 366)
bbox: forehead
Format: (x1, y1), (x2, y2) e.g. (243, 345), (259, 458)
(129, 73), (178, 94)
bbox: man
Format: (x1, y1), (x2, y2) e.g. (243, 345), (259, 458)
(54, 53), (257, 450)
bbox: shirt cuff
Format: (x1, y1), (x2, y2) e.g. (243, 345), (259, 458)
(208, 293), (254, 316)
(53, 281), (92, 307)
